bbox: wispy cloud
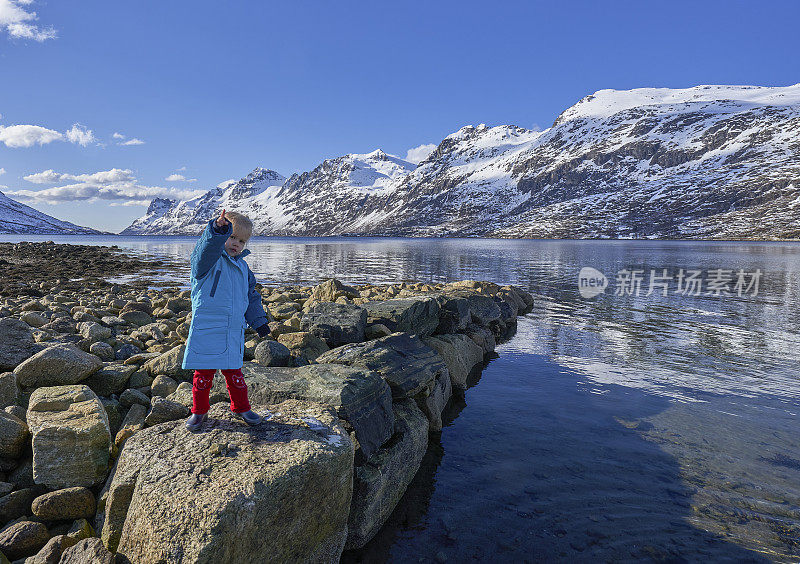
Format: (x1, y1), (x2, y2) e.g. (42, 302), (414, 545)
(0, 0), (57, 42)
(112, 132), (145, 146)
(24, 168), (135, 184)
(0, 167), (5, 176)
(165, 173), (196, 182)
(405, 143), (437, 164)
(65, 123), (96, 147)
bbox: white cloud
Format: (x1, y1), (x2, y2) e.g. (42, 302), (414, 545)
(165, 173), (196, 182)
(0, 124), (62, 147)
(112, 132), (125, 139)
(404, 143), (437, 164)
(0, 167), (5, 175)
(120, 138), (144, 146)
(0, 0), (57, 41)
(8, 167), (204, 205)
(177, 166), (187, 171)
(24, 168), (135, 184)
(65, 123), (96, 147)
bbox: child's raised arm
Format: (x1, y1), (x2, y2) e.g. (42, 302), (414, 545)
(190, 209), (231, 279)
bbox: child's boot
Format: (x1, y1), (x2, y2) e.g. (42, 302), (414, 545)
(185, 412), (207, 432)
(238, 410), (262, 426)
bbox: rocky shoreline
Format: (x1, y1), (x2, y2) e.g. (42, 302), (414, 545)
(0, 242), (533, 563)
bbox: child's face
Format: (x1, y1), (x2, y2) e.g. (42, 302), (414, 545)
(225, 229), (250, 256)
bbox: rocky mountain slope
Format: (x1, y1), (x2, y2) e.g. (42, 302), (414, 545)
(125, 84), (800, 239)
(0, 190), (101, 234)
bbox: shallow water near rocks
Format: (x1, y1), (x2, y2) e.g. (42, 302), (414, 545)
(4, 235), (799, 561)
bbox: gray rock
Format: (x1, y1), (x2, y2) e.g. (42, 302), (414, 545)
(118, 389), (149, 409)
(0, 412), (28, 459)
(113, 404), (146, 448)
(345, 399), (429, 550)
(0, 488), (43, 525)
(126, 369), (153, 389)
(8, 456), (34, 489)
(422, 333), (485, 390)
(88, 342), (114, 362)
(300, 303), (367, 347)
(317, 332), (444, 399)
(3, 406), (25, 423)
(143, 397), (189, 426)
(243, 363), (394, 461)
(149, 375), (177, 398)
(101, 400), (353, 563)
(31, 487), (95, 521)
(118, 310), (151, 327)
(433, 294), (472, 334)
(113, 344), (141, 362)
(0, 521), (48, 561)
(23, 534), (77, 564)
(19, 313), (47, 329)
(421, 369), (452, 431)
(100, 316), (127, 327)
(26, 385), (112, 489)
(142, 345), (192, 380)
(0, 373), (19, 409)
(310, 278), (360, 303)
(58, 538), (113, 564)
(363, 296), (441, 337)
(99, 398), (122, 437)
(253, 340), (292, 367)
(364, 323), (392, 340)
(0, 319), (42, 372)
(82, 364), (136, 397)
(13, 345), (102, 389)
(276, 332), (329, 364)
(465, 293), (502, 327)
(77, 322), (111, 342)
(463, 323), (496, 354)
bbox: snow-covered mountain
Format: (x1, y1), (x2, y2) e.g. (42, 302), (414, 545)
(0, 190), (102, 234)
(125, 84), (800, 239)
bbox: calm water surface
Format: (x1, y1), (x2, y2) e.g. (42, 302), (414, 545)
(5, 235), (800, 562)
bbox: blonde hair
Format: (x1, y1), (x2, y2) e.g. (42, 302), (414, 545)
(223, 211), (253, 239)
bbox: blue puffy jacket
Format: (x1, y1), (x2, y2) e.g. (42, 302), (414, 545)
(181, 219), (269, 370)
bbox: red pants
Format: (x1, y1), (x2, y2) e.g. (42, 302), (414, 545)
(191, 368), (251, 415)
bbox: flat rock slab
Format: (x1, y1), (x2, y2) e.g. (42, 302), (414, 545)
(300, 303), (367, 347)
(102, 400), (354, 564)
(316, 333), (447, 400)
(26, 385), (112, 489)
(243, 363), (394, 460)
(362, 297), (441, 337)
(13, 344), (102, 389)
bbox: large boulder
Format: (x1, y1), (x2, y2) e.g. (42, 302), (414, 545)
(142, 345), (192, 380)
(13, 344), (102, 389)
(0, 411), (28, 459)
(316, 333), (444, 400)
(26, 385), (112, 489)
(345, 399), (429, 550)
(433, 294), (472, 334)
(300, 303), (367, 347)
(82, 363), (136, 397)
(0, 318), (42, 372)
(101, 400), (354, 563)
(362, 297), (441, 337)
(422, 333), (485, 390)
(243, 363), (394, 461)
(59, 538), (114, 564)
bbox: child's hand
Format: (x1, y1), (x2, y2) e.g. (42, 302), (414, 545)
(215, 209), (229, 229)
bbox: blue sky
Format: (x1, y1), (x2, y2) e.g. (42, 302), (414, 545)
(1, 0), (798, 232)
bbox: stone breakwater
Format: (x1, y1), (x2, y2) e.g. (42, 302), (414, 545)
(0, 242), (533, 563)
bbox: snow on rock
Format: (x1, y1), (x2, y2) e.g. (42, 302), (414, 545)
(0, 191), (102, 234)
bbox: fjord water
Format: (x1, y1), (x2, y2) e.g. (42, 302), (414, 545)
(6, 235), (799, 561)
